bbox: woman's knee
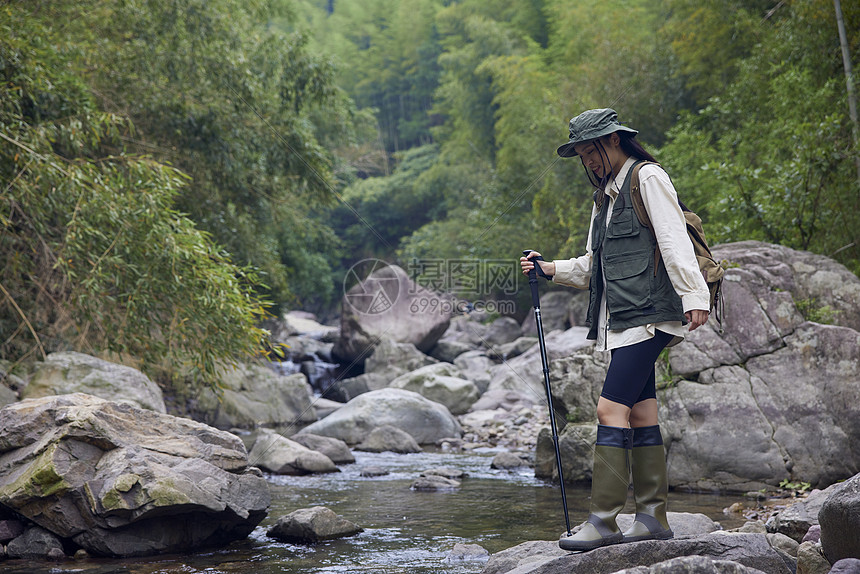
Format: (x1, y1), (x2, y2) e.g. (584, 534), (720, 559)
(596, 397), (631, 427)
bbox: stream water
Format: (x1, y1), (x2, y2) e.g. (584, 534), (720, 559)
(4, 449), (749, 574)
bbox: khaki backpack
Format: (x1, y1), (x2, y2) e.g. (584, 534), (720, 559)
(629, 162), (727, 332)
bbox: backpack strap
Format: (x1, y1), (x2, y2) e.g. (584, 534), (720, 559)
(629, 161), (662, 275)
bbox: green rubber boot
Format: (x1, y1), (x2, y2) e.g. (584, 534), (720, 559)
(559, 425), (632, 552)
(622, 425), (674, 542)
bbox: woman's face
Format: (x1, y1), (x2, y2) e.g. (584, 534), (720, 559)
(574, 135), (624, 179)
(574, 140), (608, 178)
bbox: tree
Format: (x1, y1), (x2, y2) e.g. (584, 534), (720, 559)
(1, 9), (269, 381)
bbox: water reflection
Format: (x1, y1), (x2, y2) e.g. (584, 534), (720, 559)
(2, 450), (749, 574)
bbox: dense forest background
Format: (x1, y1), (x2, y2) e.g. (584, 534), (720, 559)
(2, 0), (858, 382)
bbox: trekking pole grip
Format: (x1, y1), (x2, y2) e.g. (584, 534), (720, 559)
(522, 250), (541, 309)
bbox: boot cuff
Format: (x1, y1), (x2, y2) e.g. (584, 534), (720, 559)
(632, 424), (664, 447)
(596, 425), (633, 449)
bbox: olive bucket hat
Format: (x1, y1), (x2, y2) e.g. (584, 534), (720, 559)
(556, 108), (638, 158)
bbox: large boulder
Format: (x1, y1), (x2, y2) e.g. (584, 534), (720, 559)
(299, 388), (461, 445)
(247, 429), (338, 475)
(333, 263), (450, 362)
(191, 362), (317, 430)
(389, 365), (479, 415)
(0, 394), (269, 557)
(355, 424), (421, 454)
(521, 290), (576, 335)
(818, 472), (860, 564)
(541, 242), (860, 492)
(290, 433), (355, 464)
(22, 351), (165, 413)
(482, 532), (792, 574)
(486, 327), (591, 395)
(267, 506), (362, 543)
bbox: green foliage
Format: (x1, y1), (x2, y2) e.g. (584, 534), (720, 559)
(659, 1), (860, 274)
(794, 298), (838, 325)
(779, 478), (812, 495)
(55, 0), (353, 310)
(0, 9), (269, 381)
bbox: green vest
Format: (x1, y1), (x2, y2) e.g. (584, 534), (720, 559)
(585, 160), (686, 340)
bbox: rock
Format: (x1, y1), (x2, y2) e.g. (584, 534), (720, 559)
(766, 488), (833, 542)
(0, 394), (270, 557)
(421, 467), (467, 480)
(247, 429), (338, 475)
(430, 339), (473, 362)
(713, 241), (860, 332)
(521, 290), (575, 335)
(818, 472), (860, 563)
(440, 314), (492, 349)
(492, 336), (538, 360)
(355, 424), (421, 454)
(5, 526), (64, 560)
(612, 555), (771, 574)
(733, 521), (768, 534)
(796, 541), (831, 574)
(290, 433), (355, 464)
(23, 351), (165, 413)
(801, 525), (821, 543)
(483, 532), (791, 574)
(267, 507), (362, 543)
(309, 397), (345, 420)
(546, 242), (860, 493)
(359, 466), (389, 477)
(323, 372), (389, 403)
(333, 263), (450, 362)
(454, 351), (495, 392)
(390, 371), (479, 415)
(484, 316), (523, 346)
(299, 388), (461, 445)
(535, 424), (597, 483)
(0, 519), (25, 542)
(829, 559), (860, 574)
(486, 327), (591, 395)
(282, 311), (339, 340)
(767, 532), (800, 557)
(192, 363), (317, 430)
(363, 338), (439, 385)
(491, 452), (528, 470)
(471, 389), (540, 413)
(445, 542), (489, 562)
(389, 362), (465, 384)
(410, 475), (460, 491)
(661, 322), (860, 493)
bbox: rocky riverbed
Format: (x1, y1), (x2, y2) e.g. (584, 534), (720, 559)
(0, 240), (858, 573)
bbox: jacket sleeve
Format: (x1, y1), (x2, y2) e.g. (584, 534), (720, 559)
(638, 165), (710, 313)
(550, 203), (596, 290)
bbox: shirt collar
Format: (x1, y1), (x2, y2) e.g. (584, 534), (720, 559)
(604, 157), (637, 199)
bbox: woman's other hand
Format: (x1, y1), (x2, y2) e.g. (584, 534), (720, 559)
(685, 309), (709, 331)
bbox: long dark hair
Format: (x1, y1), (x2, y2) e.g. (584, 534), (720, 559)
(618, 132), (658, 163)
(584, 131), (659, 195)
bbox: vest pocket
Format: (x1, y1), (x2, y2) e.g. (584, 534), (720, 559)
(603, 251), (652, 314)
(607, 212), (638, 238)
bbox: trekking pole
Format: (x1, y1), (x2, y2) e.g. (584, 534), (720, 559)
(523, 249), (572, 537)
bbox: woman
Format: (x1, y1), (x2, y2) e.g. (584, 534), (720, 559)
(521, 108), (710, 552)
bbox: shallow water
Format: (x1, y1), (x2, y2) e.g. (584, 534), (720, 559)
(4, 449), (749, 574)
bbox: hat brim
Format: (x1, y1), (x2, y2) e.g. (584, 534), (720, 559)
(555, 125), (638, 158)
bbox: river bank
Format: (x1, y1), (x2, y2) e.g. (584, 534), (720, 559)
(0, 448), (753, 574)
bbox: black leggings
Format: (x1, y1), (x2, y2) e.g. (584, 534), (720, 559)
(600, 330), (673, 409)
